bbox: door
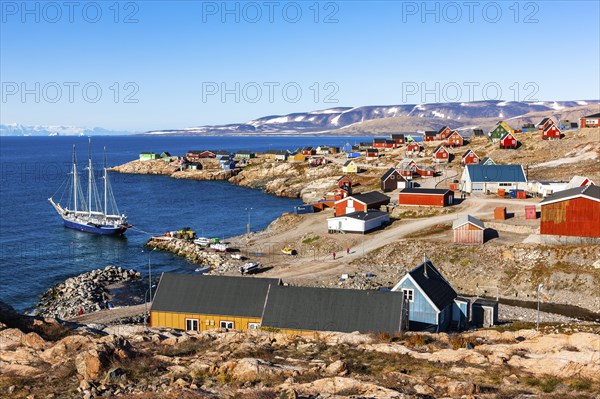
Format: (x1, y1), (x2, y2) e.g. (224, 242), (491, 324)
(472, 183), (484, 192)
(483, 307), (493, 327)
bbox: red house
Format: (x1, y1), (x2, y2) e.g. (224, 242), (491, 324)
(436, 126), (453, 140)
(373, 138), (396, 149)
(187, 150), (215, 159)
(415, 166), (435, 177)
(398, 188), (454, 207)
(540, 185), (600, 239)
(579, 113), (600, 128)
(405, 142), (421, 155)
(461, 149), (480, 165)
(499, 132), (518, 149)
(366, 148), (379, 158)
(432, 145), (450, 163)
(536, 117), (554, 131)
(334, 191), (390, 216)
(542, 123), (562, 140)
(337, 175), (353, 192)
(391, 134), (405, 145)
(398, 159), (417, 178)
(445, 131), (464, 147)
(302, 147), (316, 156)
(424, 131), (437, 141)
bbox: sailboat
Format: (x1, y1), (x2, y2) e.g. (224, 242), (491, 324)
(49, 140), (131, 235)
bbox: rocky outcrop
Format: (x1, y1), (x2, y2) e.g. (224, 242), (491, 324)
(0, 310), (599, 399)
(229, 160), (342, 202)
(145, 238), (231, 269)
(35, 266), (140, 319)
(109, 159), (179, 175)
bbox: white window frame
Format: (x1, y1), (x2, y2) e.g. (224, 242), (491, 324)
(185, 318), (199, 332)
(248, 322), (261, 330)
(402, 289), (414, 302)
(220, 320), (234, 329)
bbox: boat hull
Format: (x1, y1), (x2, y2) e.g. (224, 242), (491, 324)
(63, 219), (130, 235)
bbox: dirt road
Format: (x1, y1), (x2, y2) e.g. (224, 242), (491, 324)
(259, 195), (540, 284)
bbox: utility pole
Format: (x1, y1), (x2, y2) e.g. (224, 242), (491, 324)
(536, 284), (544, 331)
(245, 207), (253, 237)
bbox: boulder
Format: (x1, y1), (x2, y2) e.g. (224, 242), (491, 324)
(325, 360), (347, 376)
(20, 332), (47, 349)
(0, 328), (24, 349)
(75, 349), (107, 380)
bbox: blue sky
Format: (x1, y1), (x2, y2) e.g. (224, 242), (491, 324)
(1, 0), (599, 130)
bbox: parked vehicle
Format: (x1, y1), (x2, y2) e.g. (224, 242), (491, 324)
(210, 243), (228, 252)
(239, 262), (260, 275)
(281, 247), (297, 255)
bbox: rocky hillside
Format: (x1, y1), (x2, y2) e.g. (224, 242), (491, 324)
(1, 302), (599, 399)
(144, 100), (599, 136)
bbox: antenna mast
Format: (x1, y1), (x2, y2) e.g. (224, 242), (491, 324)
(87, 138), (92, 215)
(104, 146), (108, 216)
(73, 145), (77, 214)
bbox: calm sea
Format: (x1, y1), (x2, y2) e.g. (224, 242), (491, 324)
(0, 135), (373, 312)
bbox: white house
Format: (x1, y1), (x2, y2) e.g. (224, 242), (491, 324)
(461, 164), (527, 194)
(327, 211), (390, 233)
(526, 181), (569, 197)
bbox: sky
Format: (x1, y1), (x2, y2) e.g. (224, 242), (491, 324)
(1, 0), (599, 131)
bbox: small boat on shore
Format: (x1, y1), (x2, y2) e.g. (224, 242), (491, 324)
(195, 266), (211, 273)
(194, 237), (211, 246)
(231, 253), (243, 260)
(239, 261), (260, 275)
(210, 243), (228, 252)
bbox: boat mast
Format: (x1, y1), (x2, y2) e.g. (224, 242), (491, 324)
(88, 138), (92, 216)
(73, 145), (77, 214)
(103, 146), (108, 216)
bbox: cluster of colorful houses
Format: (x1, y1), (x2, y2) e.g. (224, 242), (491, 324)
(150, 259), (498, 335)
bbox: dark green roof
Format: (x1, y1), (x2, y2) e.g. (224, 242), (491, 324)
(262, 285), (405, 333)
(151, 273), (280, 318)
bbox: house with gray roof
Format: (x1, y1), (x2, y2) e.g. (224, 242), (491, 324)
(261, 285), (407, 334)
(460, 164), (527, 194)
(391, 261), (458, 332)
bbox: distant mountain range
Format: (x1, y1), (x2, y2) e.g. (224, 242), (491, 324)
(145, 100), (599, 136)
(4, 100), (598, 137)
(0, 124), (135, 137)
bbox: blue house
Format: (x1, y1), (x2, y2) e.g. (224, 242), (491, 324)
(342, 142), (353, 153)
(392, 261), (457, 332)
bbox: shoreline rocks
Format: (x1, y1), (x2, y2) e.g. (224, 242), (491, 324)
(35, 266), (141, 319)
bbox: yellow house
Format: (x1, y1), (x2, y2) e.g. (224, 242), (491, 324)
(150, 273), (281, 332)
(342, 160), (358, 173)
(288, 153), (306, 162)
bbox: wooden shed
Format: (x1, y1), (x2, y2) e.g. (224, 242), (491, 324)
(540, 185), (600, 239)
(452, 215), (485, 243)
(398, 188), (453, 207)
(525, 205), (537, 219)
(494, 207), (506, 220)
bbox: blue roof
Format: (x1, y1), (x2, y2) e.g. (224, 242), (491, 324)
(466, 165), (526, 183)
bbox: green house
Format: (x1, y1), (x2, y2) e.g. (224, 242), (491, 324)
(489, 121), (515, 141)
(140, 152), (160, 161)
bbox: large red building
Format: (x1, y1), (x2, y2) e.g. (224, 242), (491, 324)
(540, 185), (600, 238)
(398, 188), (454, 207)
(334, 191), (390, 216)
(579, 113), (600, 128)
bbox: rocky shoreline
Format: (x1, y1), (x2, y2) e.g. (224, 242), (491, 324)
(35, 266), (141, 320)
(110, 158), (349, 203)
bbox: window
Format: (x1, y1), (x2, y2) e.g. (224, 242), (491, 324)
(402, 289), (414, 302)
(248, 322), (260, 330)
(185, 319), (199, 332)
(442, 153), (447, 157)
(220, 321), (234, 329)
